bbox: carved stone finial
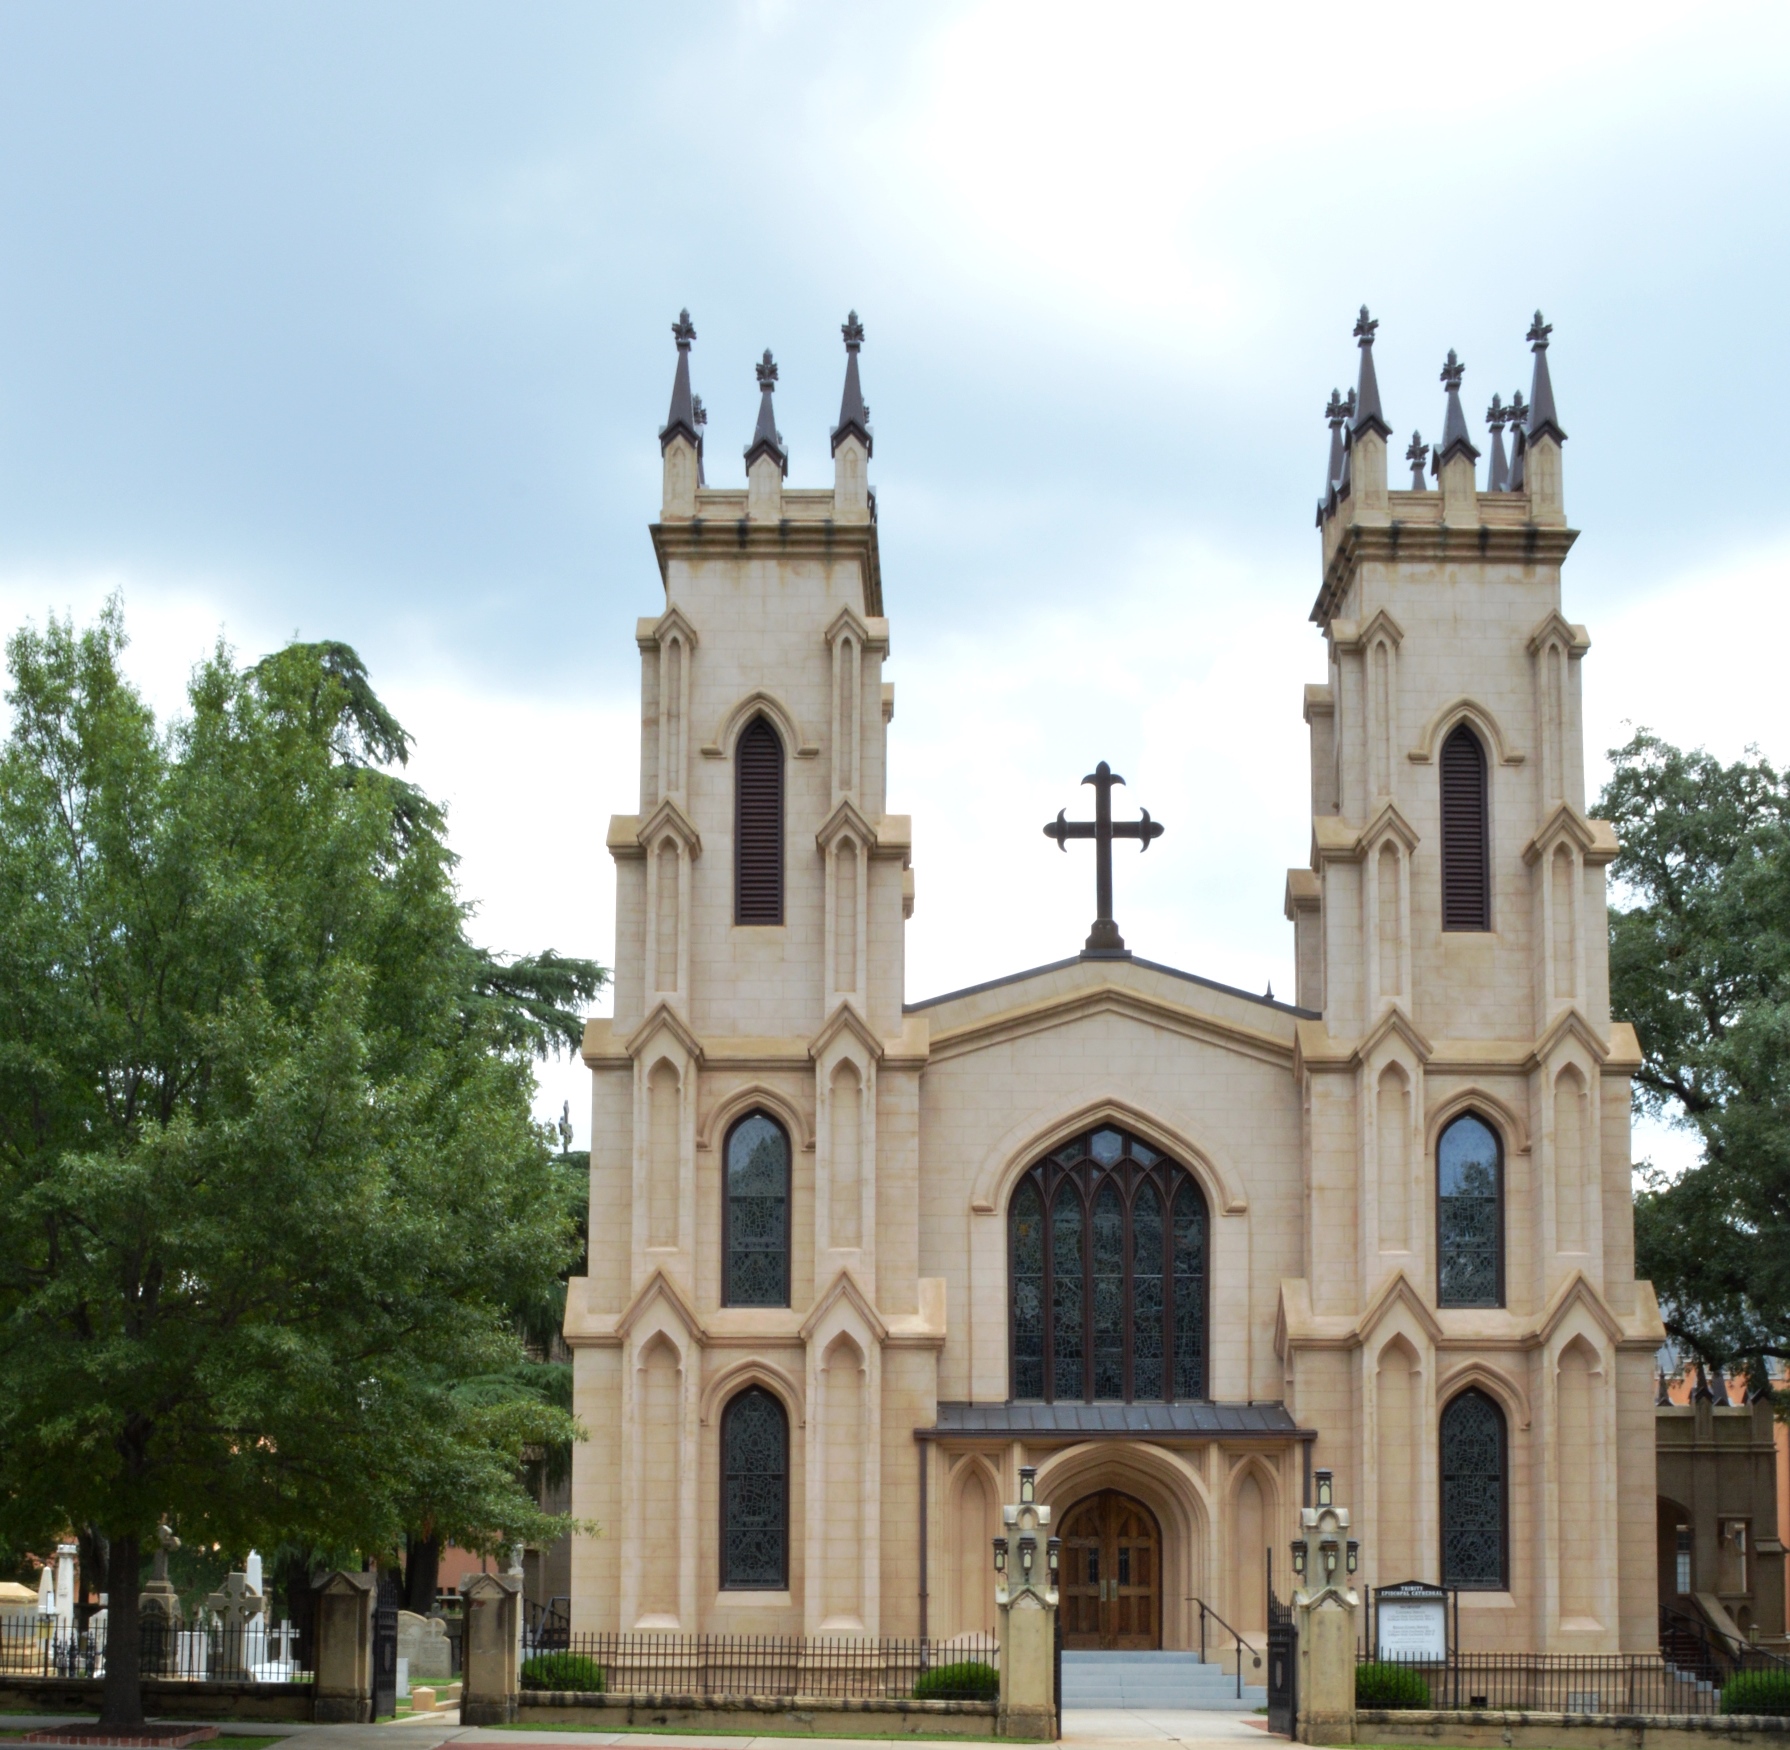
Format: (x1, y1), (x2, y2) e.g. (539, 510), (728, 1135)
(1353, 305), (1378, 346)
(692, 394), (707, 428)
(842, 309), (865, 351)
(1440, 349), (1465, 391)
(832, 312), (873, 458)
(1436, 350), (1479, 468)
(1325, 389), (1345, 425)
(756, 349), (779, 391)
(1485, 392), (1511, 491)
(745, 349), (787, 476)
(672, 308), (695, 349)
(1405, 430), (1429, 489)
(1524, 314), (1567, 445)
(1485, 392), (1507, 430)
(1527, 309), (1553, 350)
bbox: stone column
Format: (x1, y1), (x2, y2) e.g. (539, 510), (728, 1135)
(995, 1466), (1059, 1740)
(1292, 1473), (1359, 1746)
(461, 1573), (522, 1726)
(312, 1571), (375, 1723)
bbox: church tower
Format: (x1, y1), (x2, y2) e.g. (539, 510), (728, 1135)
(572, 313), (933, 1638)
(1281, 312), (1662, 1651)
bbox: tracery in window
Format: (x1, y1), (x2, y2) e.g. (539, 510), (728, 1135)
(1437, 1113), (1503, 1308)
(1440, 1388), (1507, 1589)
(724, 1112), (789, 1307)
(721, 1387), (788, 1589)
(1008, 1127), (1207, 1403)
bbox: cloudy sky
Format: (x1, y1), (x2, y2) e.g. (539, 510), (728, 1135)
(2, 3), (1786, 1169)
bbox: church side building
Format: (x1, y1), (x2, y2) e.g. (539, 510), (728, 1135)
(565, 308), (1664, 1654)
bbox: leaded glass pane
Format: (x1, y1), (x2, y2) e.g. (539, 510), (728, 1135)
(1051, 1185), (1084, 1401)
(1131, 1183), (1164, 1400)
(1090, 1129), (1124, 1166)
(1091, 1181), (1125, 1400)
(722, 1388), (788, 1588)
(1011, 1182), (1045, 1400)
(1438, 1115), (1501, 1307)
(1441, 1390), (1505, 1588)
(726, 1114), (789, 1307)
(1172, 1182), (1207, 1400)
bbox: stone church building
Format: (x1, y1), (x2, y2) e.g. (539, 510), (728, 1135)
(566, 308), (1665, 1655)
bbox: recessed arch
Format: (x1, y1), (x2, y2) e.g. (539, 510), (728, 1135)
(699, 1356), (805, 1428)
(1435, 1359), (1531, 1431)
(703, 689), (819, 761)
(1424, 1086), (1528, 1158)
(698, 1082), (814, 1153)
(971, 1096), (1247, 1217)
(1408, 697), (1525, 766)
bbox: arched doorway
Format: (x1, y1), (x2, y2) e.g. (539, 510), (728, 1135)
(1059, 1490), (1162, 1649)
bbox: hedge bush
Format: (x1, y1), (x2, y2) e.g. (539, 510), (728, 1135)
(913, 1659), (1000, 1701)
(1720, 1671), (1790, 1716)
(519, 1652), (608, 1693)
(1355, 1661), (1431, 1709)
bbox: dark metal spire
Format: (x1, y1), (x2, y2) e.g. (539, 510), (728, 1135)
(692, 394), (708, 486)
(1436, 350), (1480, 468)
(830, 310), (873, 457)
(1524, 310), (1567, 445)
(1485, 393), (1511, 492)
(1405, 431), (1429, 489)
(743, 349), (787, 477)
(660, 310), (700, 454)
(1318, 389), (1346, 524)
(1350, 306), (1392, 440)
(1337, 388), (1357, 498)
(1506, 389), (1528, 492)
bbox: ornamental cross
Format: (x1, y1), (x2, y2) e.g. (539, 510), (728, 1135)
(1043, 761), (1164, 956)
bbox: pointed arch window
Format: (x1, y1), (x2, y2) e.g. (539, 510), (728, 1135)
(720, 1387), (789, 1589)
(723, 1112), (789, 1307)
(1437, 1112), (1503, 1308)
(1440, 723), (1490, 930)
(735, 715), (785, 924)
(1441, 1388), (1508, 1589)
(1008, 1127), (1207, 1403)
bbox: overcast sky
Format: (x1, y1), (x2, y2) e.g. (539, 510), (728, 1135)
(2, 2), (1786, 1171)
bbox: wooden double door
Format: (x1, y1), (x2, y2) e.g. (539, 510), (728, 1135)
(1059, 1489), (1162, 1649)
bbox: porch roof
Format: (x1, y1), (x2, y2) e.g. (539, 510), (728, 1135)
(920, 1400), (1315, 1439)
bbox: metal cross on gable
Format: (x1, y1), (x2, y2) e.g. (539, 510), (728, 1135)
(1043, 761), (1164, 957)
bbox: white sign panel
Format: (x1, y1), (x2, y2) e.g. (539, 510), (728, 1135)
(1377, 1598), (1446, 1660)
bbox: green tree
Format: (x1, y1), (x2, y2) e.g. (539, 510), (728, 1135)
(0, 605), (606, 1723)
(1600, 730), (1790, 1379)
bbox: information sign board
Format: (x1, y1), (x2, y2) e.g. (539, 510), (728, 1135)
(1374, 1582), (1448, 1661)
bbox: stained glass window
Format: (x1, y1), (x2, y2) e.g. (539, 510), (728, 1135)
(1006, 1128), (1207, 1403)
(721, 1387), (788, 1589)
(724, 1113), (789, 1307)
(1440, 1389), (1506, 1589)
(1438, 1114), (1502, 1308)
(1011, 1182), (1045, 1400)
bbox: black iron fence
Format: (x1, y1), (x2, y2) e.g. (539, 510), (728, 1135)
(0, 1616), (310, 1683)
(1356, 1646), (1786, 1717)
(519, 1630), (1000, 1701)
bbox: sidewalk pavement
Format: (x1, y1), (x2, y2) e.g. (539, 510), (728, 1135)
(3, 1706), (1274, 1750)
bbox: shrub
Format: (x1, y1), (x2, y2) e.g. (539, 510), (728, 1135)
(914, 1660), (1000, 1701)
(1720, 1671), (1790, 1717)
(520, 1652), (607, 1693)
(1355, 1662), (1431, 1710)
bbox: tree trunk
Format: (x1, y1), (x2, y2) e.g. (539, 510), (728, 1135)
(98, 1532), (144, 1727)
(404, 1532), (441, 1617)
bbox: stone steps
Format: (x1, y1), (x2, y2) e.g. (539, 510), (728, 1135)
(1060, 1649), (1267, 1710)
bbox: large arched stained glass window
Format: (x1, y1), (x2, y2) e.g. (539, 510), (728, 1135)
(724, 1113), (789, 1307)
(1437, 1113), (1503, 1308)
(1440, 1388), (1508, 1589)
(1008, 1127), (1207, 1403)
(721, 1387), (789, 1589)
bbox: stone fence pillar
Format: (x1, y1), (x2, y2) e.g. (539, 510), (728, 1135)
(1292, 1471), (1359, 1746)
(461, 1572), (522, 1726)
(312, 1571), (375, 1723)
(996, 1465), (1059, 1739)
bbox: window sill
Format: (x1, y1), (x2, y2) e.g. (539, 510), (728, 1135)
(715, 1590), (793, 1607)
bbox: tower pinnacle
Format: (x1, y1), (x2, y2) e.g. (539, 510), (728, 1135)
(831, 310), (873, 457)
(1524, 311), (1567, 445)
(1436, 350), (1480, 468)
(1351, 306), (1392, 440)
(1405, 430), (1429, 489)
(1506, 389), (1529, 492)
(1485, 392), (1511, 492)
(744, 349), (788, 477)
(660, 308), (700, 454)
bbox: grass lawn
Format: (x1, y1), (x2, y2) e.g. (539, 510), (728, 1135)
(493, 1727), (1008, 1743)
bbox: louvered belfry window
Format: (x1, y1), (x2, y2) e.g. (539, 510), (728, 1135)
(1440, 723), (1490, 930)
(735, 715), (784, 925)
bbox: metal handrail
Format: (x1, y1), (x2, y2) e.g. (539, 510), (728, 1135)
(1660, 1602), (1790, 1683)
(1193, 1598), (1260, 1700)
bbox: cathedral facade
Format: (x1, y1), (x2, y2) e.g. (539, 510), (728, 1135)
(566, 309), (1664, 1654)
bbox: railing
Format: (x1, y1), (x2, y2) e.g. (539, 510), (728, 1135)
(0, 1617), (311, 1684)
(1660, 1603), (1790, 1689)
(525, 1595), (571, 1654)
(519, 1630), (1000, 1701)
(1192, 1598), (1260, 1700)
(1356, 1646), (1784, 1718)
